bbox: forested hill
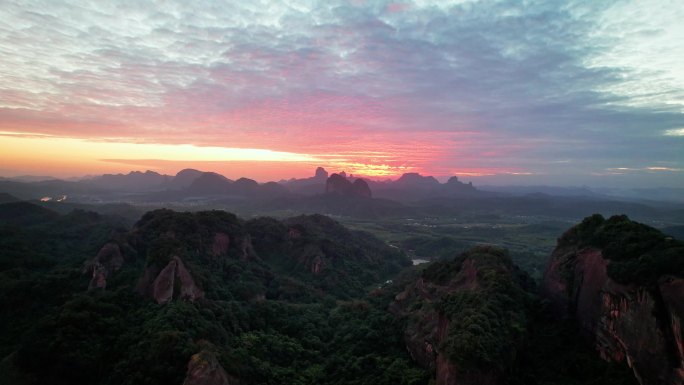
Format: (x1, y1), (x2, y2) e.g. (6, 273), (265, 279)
(0, 204), (646, 384)
(0, 204), (420, 384)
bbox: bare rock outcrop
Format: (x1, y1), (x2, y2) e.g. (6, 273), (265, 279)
(393, 274), (483, 385)
(183, 350), (236, 385)
(142, 256), (204, 304)
(543, 243), (684, 385)
(239, 234), (255, 261)
(390, 247), (526, 385)
(152, 258), (177, 304)
(86, 242), (124, 290)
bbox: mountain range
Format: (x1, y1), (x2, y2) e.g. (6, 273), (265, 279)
(1, 200), (680, 384)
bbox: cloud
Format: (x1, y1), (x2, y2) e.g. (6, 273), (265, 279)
(0, 0), (683, 185)
(665, 128), (684, 136)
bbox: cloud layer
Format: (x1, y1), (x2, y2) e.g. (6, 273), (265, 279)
(1, 0), (683, 185)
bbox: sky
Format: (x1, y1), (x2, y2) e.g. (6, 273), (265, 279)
(1, 0), (683, 187)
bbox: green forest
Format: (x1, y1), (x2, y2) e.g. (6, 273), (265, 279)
(0, 203), (662, 384)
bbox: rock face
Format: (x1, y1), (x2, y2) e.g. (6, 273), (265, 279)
(99, 208), (406, 308)
(542, 219), (684, 385)
(86, 242), (124, 290)
(144, 256), (204, 304)
(183, 350), (235, 385)
(152, 258), (177, 304)
(391, 247), (529, 385)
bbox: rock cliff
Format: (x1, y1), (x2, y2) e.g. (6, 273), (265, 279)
(86, 242), (124, 290)
(144, 256), (204, 304)
(391, 246), (530, 385)
(542, 214), (684, 385)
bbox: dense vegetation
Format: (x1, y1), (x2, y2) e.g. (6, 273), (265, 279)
(390, 245), (636, 385)
(0, 204), (423, 385)
(0, 204), (640, 384)
(563, 214), (684, 285)
(436, 248), (530, 371)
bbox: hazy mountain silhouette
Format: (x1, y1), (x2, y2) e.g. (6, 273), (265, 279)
(167, 168), (205, 190)
(88, 170), (170, 191)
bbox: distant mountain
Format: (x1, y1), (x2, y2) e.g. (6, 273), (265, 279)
(282, 167), (329, 195)
(88, 170), (171, 191)
(2, 175), (58, 183)
(0, 179), (99, 200)
(182, 173), (290, 199)
(479, 185), (603, 197)
(167, 168), (205, 190)
(186, 172), (232, 194)
(261, 181), (289, 196)
(593, 187), (684, 203)
(370, 173), (479, 201)
(393, 172), (440, 189)
(233, 177), (260, 194)
(325, 173), (372, 198)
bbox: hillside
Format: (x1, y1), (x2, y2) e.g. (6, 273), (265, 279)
(0, 206), (420, 385)
(543, 214), (684, 385)
(0, 207), (665, 385)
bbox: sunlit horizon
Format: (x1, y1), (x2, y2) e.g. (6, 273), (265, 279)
(1, 1), (683, 187)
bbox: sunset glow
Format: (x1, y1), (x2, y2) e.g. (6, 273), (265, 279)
(1, 0), (683, 186)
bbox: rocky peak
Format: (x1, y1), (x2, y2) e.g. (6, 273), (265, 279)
(352, 178), (372, 198)
(395, 173), (440, 188)
(144, 256), (204, 304)
(444, 176), (476, 192)
(314, 167), (328, 180)
(542, 215), (684, 385)
(391, 246), (529, 385)
(325, 174), (373, 198)
(325, 173), (351, 194)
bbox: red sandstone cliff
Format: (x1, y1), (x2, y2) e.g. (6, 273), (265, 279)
(390, 251), (519, 385)
(140, 256), (204, 304)
(543, 244), (684, 385)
